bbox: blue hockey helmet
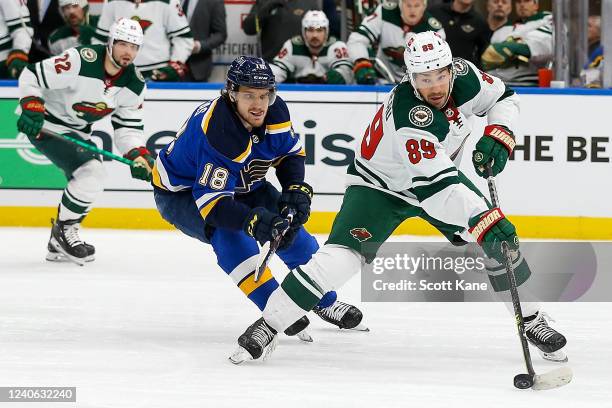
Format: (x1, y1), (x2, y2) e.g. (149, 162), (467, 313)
(226, 55), (276, 91)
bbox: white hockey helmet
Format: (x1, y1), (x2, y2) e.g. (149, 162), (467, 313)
(107, 18), (144, 66)
(59, 0), (88, 8)
(403, 31), (455, 102)
(302, 10), (329, 38)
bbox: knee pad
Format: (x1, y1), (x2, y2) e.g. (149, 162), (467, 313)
(68, 159), (105, 200)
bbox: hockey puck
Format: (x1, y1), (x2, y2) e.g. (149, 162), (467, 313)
(514, 373), (534, 389)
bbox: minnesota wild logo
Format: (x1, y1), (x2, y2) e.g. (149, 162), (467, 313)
(131, 16), (152, 33)
(72, 101), (114, 122)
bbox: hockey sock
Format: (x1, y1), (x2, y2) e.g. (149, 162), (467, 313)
(485, 251), (540, 317)
(58, 160), (104, 222)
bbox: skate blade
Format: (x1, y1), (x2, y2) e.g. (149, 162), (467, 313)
(46, 251), (94, 263)
(228, 335), (279, 365)
(296, 330), (313, 342)
(49, 239), (86, 266)
(538, 348), (568, 363)
(532, 366), (573, 390)
(228, 346), (252, 365)
(348, 323), (370, 332)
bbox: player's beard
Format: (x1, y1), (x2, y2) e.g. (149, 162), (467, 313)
(113, 51), (134, 68)
(425, 91), (448, 109)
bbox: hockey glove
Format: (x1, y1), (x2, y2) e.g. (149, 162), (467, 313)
(151, 61), (187, 81)
(481, 41), (531, 70)
(326, 69), (346, 84)
(382, 46), (405, 66)
(278, 182), (313, 227)
(124, 146), (155, 181)
(243, 207), (290, 245)
(353, 59), (377, 85)
(6, 50), (28, 78)
(17, 96), (45, 138)
(472, 125), (515, 178)
(469, 208), (519, 264)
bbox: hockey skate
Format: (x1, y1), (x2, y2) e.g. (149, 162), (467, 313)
(48, 219), (90, 266)
(229, 317), (278, 364)
(524, 311), (568, 362)
(313, 300), (369, 331)
(46, 227), (95, 263)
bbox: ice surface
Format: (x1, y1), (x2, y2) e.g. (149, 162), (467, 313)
(0, 228), (610, 408)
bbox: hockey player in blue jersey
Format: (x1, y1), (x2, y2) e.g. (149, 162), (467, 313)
(152, 56), (366, 341)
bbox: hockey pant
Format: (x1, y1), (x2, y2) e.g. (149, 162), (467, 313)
(153, 181), (337, 311)
(26, 123), (104, 222)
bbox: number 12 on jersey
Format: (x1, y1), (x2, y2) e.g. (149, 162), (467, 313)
(360, 105), (437, 164)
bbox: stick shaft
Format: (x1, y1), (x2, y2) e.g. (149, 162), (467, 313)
(485, 165), (535, 377)
(40, 128), (135, 167)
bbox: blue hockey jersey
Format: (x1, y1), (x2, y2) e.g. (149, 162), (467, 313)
(152, 95), (304, 224)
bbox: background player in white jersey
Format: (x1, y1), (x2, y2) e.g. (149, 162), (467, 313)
(270, 10), (353, 84)
(48, 0), (99, 56)
(232, 32), (568, 364)
(95, 0), (194, 81)
(17, 18), (154, 265)
(152, 56), (366, 345)
(347, 0), (444, 84)
(0, 0), (33, 79)
(481, 0), (553, 86)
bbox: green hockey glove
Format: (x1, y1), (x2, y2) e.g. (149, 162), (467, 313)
(353, 59), (376, 85)
(469, 208), (519, 264)
(17, 96), (45, 138)
(472, 125), (515, 178)
(124, 146), (155, 181)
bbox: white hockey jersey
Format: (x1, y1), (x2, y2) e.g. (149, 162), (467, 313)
(270, 36), (353, 84)
(19, 44), (146, 154)
(347, 2), (445, 83)
(488, 12), (553, 86)
(95, 0), (193, 75)
(0, 0), (33, 65)
(347, 59), (519, 229)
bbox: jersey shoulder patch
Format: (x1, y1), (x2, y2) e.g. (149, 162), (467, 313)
(291, 36), (304, 46)
(451, 59), (481, 106)
(79, 47), (98, 63)
(392, 83), (449, 141)
(123, 64), (146, 95)
(427, 14), (443, 30)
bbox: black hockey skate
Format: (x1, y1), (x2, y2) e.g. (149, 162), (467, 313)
(48, 219), (89, 266)
(46, 228), (95, 263)
(229, 317), (278, 364)
(525, 311), (568, 362)
(313, 301), (369, 331)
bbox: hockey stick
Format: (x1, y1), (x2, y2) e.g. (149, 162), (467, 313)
(40, 128), (138, 167)
(484, 163), (572, 390)
(254, 210), (295, 282)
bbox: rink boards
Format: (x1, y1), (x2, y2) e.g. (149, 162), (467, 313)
(1, 82), (611, 239)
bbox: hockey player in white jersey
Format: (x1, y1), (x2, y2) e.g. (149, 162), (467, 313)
(95, 0), (194, 81)
(481, 0), (553, 86)
(270, 10), (353, 84)
(48, 0), (99, 56)
(347, 0), (444, 84)
(17, 18), (154, 265)
(231, 31), (568, 364)
(0, 0), (33, 79)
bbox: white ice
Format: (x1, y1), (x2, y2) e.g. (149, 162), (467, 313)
(0, 228), (610, 408)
